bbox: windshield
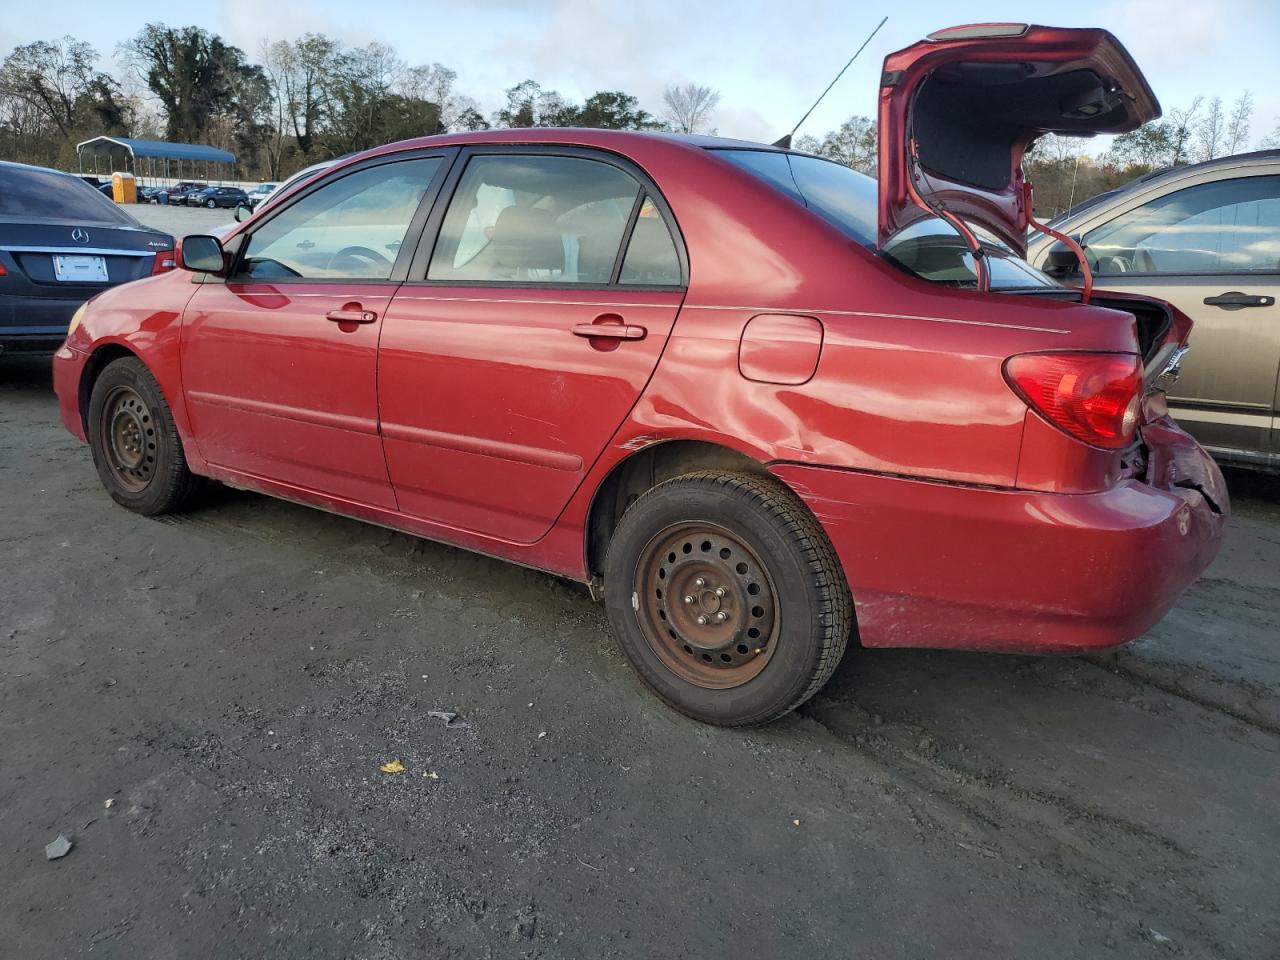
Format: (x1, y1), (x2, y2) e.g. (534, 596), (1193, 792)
(713, 148), (1059, 291)
(0, 164), (139, 225)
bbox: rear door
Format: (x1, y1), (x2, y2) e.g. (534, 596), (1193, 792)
(1075, 172), (1280, 458)
(180, 151), (453, 507)
(378, 147), (687, 543)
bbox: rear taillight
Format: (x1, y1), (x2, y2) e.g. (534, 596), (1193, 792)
(1004, 352), (1143, 450)
(151, 251), (176, 274)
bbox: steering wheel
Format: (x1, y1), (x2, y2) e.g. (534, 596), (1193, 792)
(324, 245), (392, 275)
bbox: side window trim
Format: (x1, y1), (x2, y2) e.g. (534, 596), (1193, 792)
(226, 148), (459, 285)
(608, 191), (647, 285)
(403, 144), (688, 290)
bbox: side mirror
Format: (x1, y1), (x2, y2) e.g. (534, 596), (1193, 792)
(178, 235), (226, 274)
(1043, 236), (1083, 276)
(234, 203), (253, 222)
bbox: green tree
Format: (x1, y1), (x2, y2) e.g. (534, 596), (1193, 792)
(568, 91), (662, 130)
(123, 24), (259, 144)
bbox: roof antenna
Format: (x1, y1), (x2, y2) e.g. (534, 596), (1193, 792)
(773, 15), (888, 149)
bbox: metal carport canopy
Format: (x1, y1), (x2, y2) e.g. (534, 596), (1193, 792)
(75, 137), (235, 164)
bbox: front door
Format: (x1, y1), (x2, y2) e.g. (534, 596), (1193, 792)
(378, 150), (688, 542)
(181, 154), (448, 508)
(1080, 174), (1280, 457)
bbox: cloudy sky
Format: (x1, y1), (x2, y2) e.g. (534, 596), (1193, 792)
(3, 0), (1278, 148)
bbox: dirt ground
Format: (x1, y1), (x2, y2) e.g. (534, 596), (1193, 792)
(1, 353), (1278, 960)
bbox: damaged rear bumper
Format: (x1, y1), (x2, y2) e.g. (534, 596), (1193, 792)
(771, 420), (1227, 653)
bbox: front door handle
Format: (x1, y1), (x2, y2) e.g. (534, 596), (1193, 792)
(1203, 291), (1275, 309)
(326, 307), (378, 324)
(572, 321), (647, 340)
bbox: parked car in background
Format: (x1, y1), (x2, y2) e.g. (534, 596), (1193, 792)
(1029, 150), (1280, 470)
(53, 25), (1227, 726)
(215, 160), (340, 237)
(95, 182), (114, 198)
(246, 183), (277, 209)
(187, 186), (250, 209)
(137, 185), (166, 203)
(165, 181), (207, 203)
(0, 160), (175, 354)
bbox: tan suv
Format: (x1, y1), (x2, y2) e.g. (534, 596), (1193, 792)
(1029, 151), (1280, 469)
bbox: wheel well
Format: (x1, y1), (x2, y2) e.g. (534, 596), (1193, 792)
(585, 440), (770, 576)
(79, 344), (139, 432)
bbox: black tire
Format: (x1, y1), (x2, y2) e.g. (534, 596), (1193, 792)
(603, 471), (852, 726)
(87, 356), (201, 515)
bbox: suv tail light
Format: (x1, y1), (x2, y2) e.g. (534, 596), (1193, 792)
(151, 250), (176, 274)
(1004, 352), (1143, 449)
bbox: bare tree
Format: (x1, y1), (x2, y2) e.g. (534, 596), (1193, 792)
(1196, 96), (1225, 161)
(662, 83), (720, 134)
(1167, 96), (1203, 165)
(258, 39), (291, 178)
(1225, 91), (1254, 155)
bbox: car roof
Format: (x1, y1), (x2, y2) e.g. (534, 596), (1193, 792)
(346, 127), (784, 163)
(1049, 148), (1280, 226)
(0, 158), (79, 179)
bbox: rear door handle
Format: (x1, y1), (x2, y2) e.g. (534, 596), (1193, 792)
(1203, 291), (1275, 309)
(326, 308), (377, 324)
(572, 322), (647, 340)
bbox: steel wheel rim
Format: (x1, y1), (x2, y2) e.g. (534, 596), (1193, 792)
(633, 521), (780, 689)
(99, 385), (157, 492)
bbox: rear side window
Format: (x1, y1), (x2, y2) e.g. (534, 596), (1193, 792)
(1082, 175), (1280, 275)
(619, 198), (681, 285)
(428, 154), (645, 284)
(0, 165), (137, 225)
(237, 158), (441, 280)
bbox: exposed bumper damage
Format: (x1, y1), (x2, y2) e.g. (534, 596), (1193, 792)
(771, 418), (1228, 654)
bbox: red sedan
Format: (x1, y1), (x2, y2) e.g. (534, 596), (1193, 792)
(53, 25), (1227, 725)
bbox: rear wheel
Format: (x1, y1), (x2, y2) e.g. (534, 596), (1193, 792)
(603, 471), (852, 725)
(88, 357), (201, 515)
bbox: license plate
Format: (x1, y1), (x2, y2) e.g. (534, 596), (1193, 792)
(52, 255), (108, 282)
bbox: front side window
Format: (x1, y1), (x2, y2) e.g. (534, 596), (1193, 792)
(236, 157), (442, 280)
(1083, 175), (1280, 275)
(427, 154), (645, 284)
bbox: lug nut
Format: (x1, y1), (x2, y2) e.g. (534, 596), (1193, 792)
(696, 615), (708, 625)
(716, 612), (727, 622)
(715, 587), (726, 597)
(684, 595), (695, 604)
(694, 577), (705, 588)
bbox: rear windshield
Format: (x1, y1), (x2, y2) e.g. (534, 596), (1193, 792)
(0, 164), (138, 225)
(713, 148), (1059, 291)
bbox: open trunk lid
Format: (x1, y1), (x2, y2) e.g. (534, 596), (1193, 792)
(877, 23), (1160, 256)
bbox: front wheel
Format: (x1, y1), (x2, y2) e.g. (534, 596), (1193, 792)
(87, 357), (201, 515)
(603, 471), (852, 725)
(205, 198), (216, 208)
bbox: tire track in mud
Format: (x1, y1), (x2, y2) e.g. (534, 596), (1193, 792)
(796, 695), (1233, 956)
(1082, 651), (1280, 737)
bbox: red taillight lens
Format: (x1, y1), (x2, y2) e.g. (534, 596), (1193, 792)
(1004, 352), (1143, 449)
(151, 251), (176, 274)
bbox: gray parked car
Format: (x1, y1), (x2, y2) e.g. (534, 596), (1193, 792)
(1029, 150), (1280, 469)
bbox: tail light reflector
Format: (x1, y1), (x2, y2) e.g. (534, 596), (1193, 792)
(151, 251), (176, 274)
(1004, 351), (1143, 449)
